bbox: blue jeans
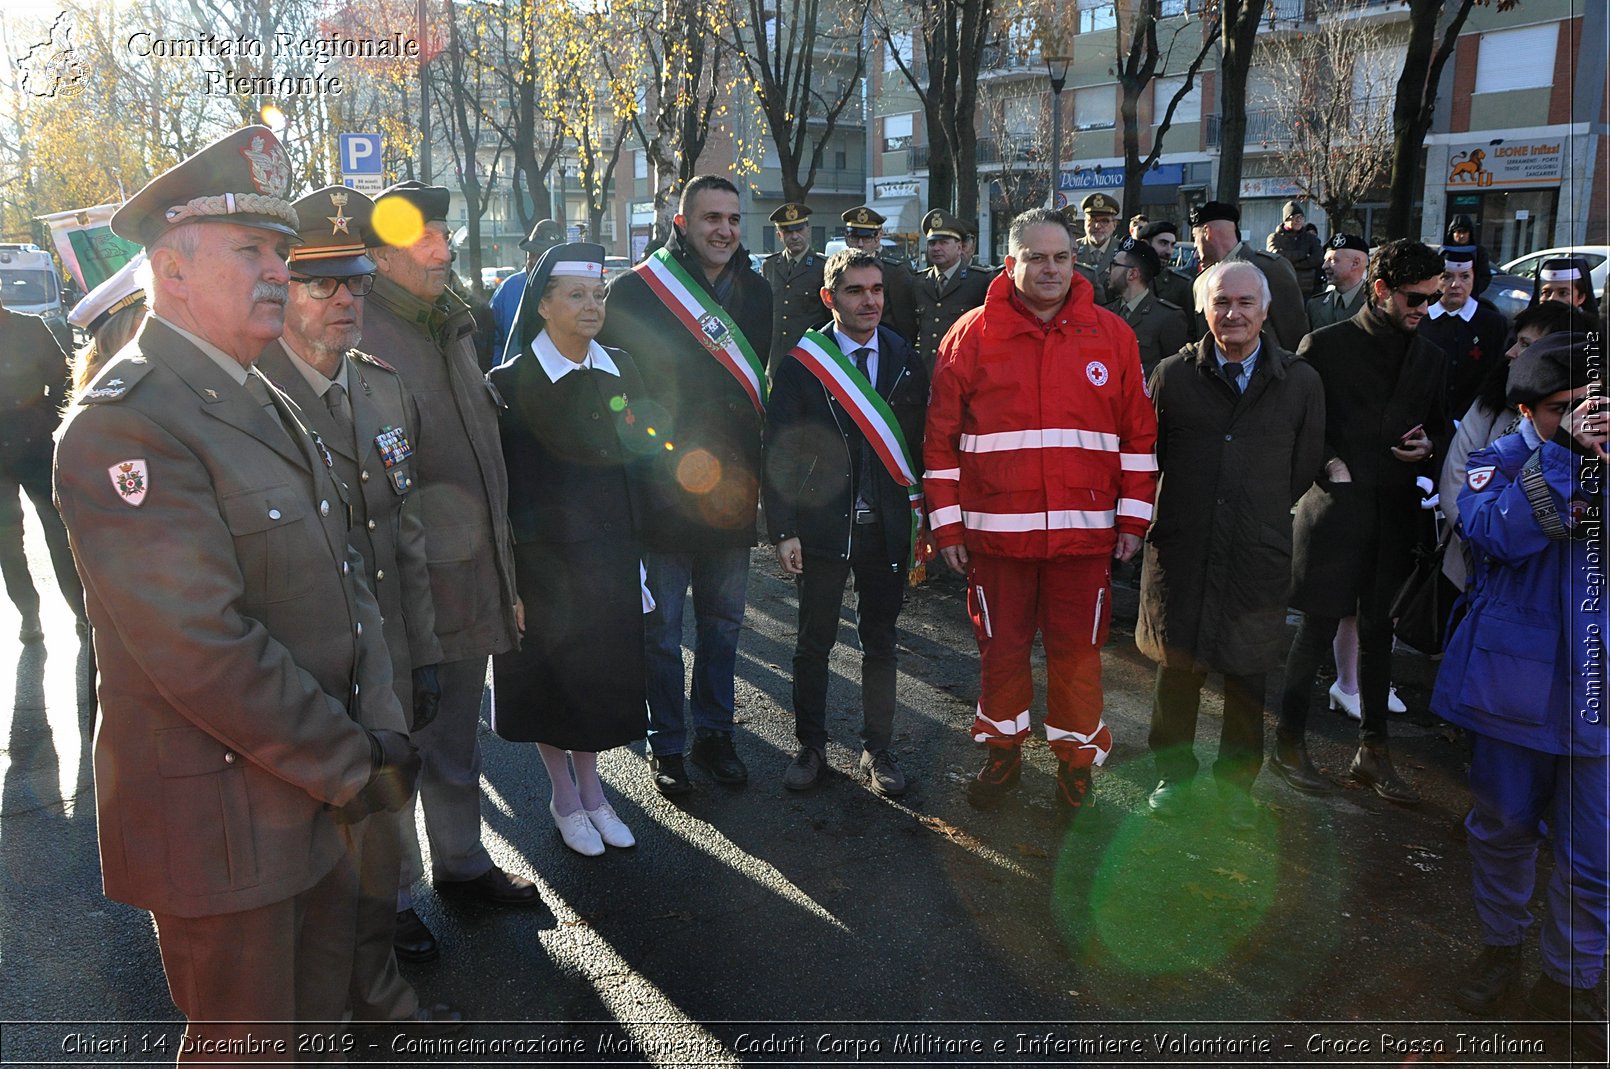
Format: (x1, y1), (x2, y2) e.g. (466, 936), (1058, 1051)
(644, 547), (750, 756)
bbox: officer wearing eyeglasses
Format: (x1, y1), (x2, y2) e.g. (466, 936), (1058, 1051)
(255, 186), (459, 1028)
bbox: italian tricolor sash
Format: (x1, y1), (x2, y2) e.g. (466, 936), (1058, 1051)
(789, 329), (929, 566)
(635, 249), (767, 415)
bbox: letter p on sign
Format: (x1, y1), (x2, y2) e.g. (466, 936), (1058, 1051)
(339, 133), (382, 175)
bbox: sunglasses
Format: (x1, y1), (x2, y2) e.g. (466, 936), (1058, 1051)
(1396, 288), (1442, 308)
(290, 273), (376, 299)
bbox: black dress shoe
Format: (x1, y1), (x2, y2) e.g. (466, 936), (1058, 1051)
(18, 612), (43, 643)
(1527, 975), (1608, 1061)
(690, 729), (748, 785)
(650, 752), (693, 796)
(437, 866), (540, 906)
(1454, 943), (1521, 1016)
(1269, 739), (1335, 795)
(1349, 743), (1421, 805)
(393, 908), (439, 963)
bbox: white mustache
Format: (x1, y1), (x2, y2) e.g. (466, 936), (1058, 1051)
(252, 281), (288, 304)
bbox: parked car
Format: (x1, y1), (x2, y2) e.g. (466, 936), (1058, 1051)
(480, 265), (519, 290)
(1484, 245), (1608, 321)
(603, 256), (632, 276)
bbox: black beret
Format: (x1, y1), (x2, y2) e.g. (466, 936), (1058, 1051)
(1507, 331), (1590, 408)
(111, 125), (300, 247)
(1328, 233), (1369, 253)
(288, 186), (376, 277)
(375, 180), (451, 224)
(1189, 201), (1240, 227)
(1114, 236), (1161, 279)
(1140, 220), (1178, 241)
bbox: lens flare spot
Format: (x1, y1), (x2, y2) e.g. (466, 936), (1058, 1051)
(372, 197), (425, 248)
(609, 395), (627, 412)
(646, 426), (658, 437)
(676, 449), (721, 494)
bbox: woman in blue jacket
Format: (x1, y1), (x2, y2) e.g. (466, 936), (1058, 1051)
(1433, 332), (1607, 1057)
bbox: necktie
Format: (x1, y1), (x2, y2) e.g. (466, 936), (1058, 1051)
(1223, 361), (1244, 393)
(325, 381), (355, 446)
(854, 347), (876, 512)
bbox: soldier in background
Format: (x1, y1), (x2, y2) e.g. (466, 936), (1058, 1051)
(1142, 221), (1195, 325)
(1106, 236), (1190, 377)
(1305, 233), (1370, 331)
(1190, 200), (1308, 351)
(1128, 213), (1149, 240)
(911, 209), (992, 371)
(1267, 201), (1325, 296)
(1073, 192), (1122, 303)
(842, 205), (916, 343)
(762, 202), (825, 361)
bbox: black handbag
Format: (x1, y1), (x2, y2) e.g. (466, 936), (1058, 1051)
(1391, 530), (1462, 655)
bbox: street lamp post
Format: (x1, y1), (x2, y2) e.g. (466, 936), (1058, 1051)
(1045, 50), (1072, 210)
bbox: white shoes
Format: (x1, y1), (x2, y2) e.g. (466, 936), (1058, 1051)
(584, 801), (636, 849)
(550, 802), (604, 856)
(1329, 682), (1408, 720)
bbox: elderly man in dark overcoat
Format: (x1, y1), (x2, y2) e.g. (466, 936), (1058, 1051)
(1138, 261), (1326, 827)
(1275, 239), (1451, 805)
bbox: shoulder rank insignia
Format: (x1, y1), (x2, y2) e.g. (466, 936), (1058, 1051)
(109, 459), (148, 506)
(375, 425), (413, 469)
(351, 349), (397, 374)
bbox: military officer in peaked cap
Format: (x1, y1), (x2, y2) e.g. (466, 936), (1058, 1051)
(842, 204), (917, 342)
(763, 202), (826, 362)
(53, 126), (422, 1054)
(1306, 233), (1371, 331)
(1189, 199), (1308, 350)
(912, 208), (993, 371)
(1074, 191), (1123, 303)
(254, 187), (461, 1022)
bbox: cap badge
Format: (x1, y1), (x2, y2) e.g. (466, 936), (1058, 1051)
(240, 133), (291, 197)
(326, 191), (350, 235)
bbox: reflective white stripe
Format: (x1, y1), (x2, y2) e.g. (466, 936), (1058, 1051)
(1117, 498), (1154, 521)
(926, 467), (961, 481)
(1120, 452), (1158, 472)
(959, 428), (1120, 454)
(972, 706), (1031, 739)
(963, 509), (1116, 532)
(929, 504), (963, 528)
(1046, 720), (1112, 766)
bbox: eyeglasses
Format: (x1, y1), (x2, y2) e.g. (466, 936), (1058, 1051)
(290, 273), (375, 299)
(1396, 288), (1442, 308)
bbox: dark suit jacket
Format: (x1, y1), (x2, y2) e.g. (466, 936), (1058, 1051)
(54, 318), (402, 918)
(257, 343), (441, 715)
(763, 324), (928, 566)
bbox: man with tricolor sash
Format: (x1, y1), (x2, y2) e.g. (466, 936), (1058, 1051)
(925, 208), (1158, 821)
(764, 249), (930, 795)
(597, 175), (774, 797)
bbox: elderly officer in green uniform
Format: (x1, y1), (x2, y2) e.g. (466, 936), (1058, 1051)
(912, 208), (993, 371)
(762, 202), (826, 361)
(842, 204), (917, 342)
(1305, 233), (1371, 330)
(53, 125), (421, 1055)
(1190, 200), (1308, 351)
(255, 188), (461, 1016)
(362, 181), (534, 939)
(1073, 191), (1122, 303)
(1106, 236), (1190, 376)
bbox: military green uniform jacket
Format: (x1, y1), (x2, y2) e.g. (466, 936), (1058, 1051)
(53, 318), (401, 919)
(1193, 242), (1310, 352)
(1107, 291), (1191, 376)
(1152, 267), (1196, 326)
(1078, 236), (1119, 304)
(762, 249), (826, 362)
(258, 342), (442, 715)
(912, 261), (994, 370)
(362, 277), (518, 663)
(879, 255), (919, 344)
(1304, 283), (1368, 332)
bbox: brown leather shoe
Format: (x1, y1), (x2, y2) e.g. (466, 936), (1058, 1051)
(1349, 742), (1421, 805)
(437, 865), (541, 906)
(1269, 739), (1334, 795)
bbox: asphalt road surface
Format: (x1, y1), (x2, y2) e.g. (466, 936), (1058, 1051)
(0, 498), (1601, 1068)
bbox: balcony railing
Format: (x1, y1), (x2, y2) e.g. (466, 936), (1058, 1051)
(1205, 97), (1393, 147)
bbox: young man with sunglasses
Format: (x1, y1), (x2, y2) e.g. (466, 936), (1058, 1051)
(1274, 239), (1451, 805)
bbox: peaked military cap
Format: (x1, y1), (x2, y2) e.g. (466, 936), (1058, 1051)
(1080, 192), (1121, 216)
(1189, 201), (1241, 227)
(288, 186), (376, 277)
(68, 252), (146, 334)
(520, 218), (565, 252)
(922, 209), (966, 240)
(375, 180), (451, 224)
(843, 206), (886, 236)
(1328, 233), (1369, 253)
(769, 202), (812, 229)
(110, 125), (301, 247)
(1114, 236), (1161, 279)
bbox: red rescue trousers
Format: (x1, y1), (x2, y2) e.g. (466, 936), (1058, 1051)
(966, 553), (1113, 768)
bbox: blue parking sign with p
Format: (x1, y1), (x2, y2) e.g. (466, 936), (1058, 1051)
(339, 133), (382, 175)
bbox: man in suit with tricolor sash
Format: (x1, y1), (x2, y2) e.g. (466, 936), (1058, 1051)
(763, 248), (930, 796)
